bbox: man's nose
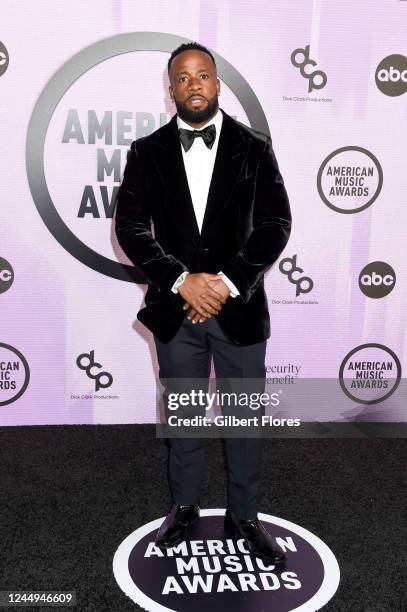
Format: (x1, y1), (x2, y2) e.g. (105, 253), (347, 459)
(188, 77), (202, 91)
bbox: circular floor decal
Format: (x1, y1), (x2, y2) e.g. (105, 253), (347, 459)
(113, 509), (340, 611)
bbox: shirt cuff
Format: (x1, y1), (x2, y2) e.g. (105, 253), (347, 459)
(171, 270), (189, 293)
(218, 271), (240, 298)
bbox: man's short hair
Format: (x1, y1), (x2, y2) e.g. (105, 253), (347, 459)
(167, 42), (216, 78)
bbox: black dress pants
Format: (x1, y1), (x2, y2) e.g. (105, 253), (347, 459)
(153, 315), (267, 521)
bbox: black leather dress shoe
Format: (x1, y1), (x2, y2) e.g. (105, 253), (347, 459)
(224, 508), (286, 565)
(155, 504), (200, 549)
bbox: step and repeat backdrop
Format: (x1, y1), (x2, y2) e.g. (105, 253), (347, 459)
(0, 0), (406, 425)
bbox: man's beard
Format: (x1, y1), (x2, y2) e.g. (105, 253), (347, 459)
(174, 94), (219, 125)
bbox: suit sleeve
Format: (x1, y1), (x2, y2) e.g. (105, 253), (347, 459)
(115, 140), (188, 293)
(220, 137), (292, 303)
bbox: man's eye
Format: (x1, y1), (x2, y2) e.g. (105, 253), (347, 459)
(201, 74), (209, 79)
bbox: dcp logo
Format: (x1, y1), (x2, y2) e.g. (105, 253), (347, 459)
(359, 261), (396, 298)
(76, 350), (113, 391)
(279, 255), (313, 296)
(375, 54), (407, 96)
(290, 45), (327, 93)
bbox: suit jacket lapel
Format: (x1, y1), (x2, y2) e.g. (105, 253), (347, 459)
(151, 113), (201, 244)
(200, 109), (251, 240)
(151, 108), (251, 244)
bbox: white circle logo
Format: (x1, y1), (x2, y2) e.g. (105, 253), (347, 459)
(26, 33), (269, 282)
(113, 509), (340, 611)
(317, 146), (383, 214)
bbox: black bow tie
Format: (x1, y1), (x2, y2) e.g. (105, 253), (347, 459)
(178, 123), (216, 152)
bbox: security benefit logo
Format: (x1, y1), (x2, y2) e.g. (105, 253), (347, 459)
(0, 343), (30, 406)
(0, 257), (14, 294)
(339, 343), (402, 405)
(113, 509), (340, 612)
(359, 261), (396, 299)
(375, 54), (407, 96)
(317, 146), (383, 214)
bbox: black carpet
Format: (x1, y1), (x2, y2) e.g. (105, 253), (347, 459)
(0, 425), (406, 611)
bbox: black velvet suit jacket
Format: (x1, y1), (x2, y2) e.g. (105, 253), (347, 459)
(114, 107), (291, 345)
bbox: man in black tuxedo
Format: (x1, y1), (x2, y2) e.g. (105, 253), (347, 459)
(115, 42), (291, 563)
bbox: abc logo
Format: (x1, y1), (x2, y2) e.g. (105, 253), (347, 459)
(359, 261), (396, 298)
(375, 54), (407, 96)
(0, 257), (14, 294)
(0, 41), (9, 77)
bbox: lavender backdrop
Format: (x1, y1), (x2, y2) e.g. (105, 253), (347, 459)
(0, 0), (406, 425)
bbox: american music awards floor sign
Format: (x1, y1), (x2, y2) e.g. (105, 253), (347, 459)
(113, 509), (340, 611)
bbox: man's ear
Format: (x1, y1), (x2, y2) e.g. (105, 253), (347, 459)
(169, 85), (174, 101)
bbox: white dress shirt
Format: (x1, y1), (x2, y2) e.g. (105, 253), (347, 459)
(171, 107), (239, 298)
